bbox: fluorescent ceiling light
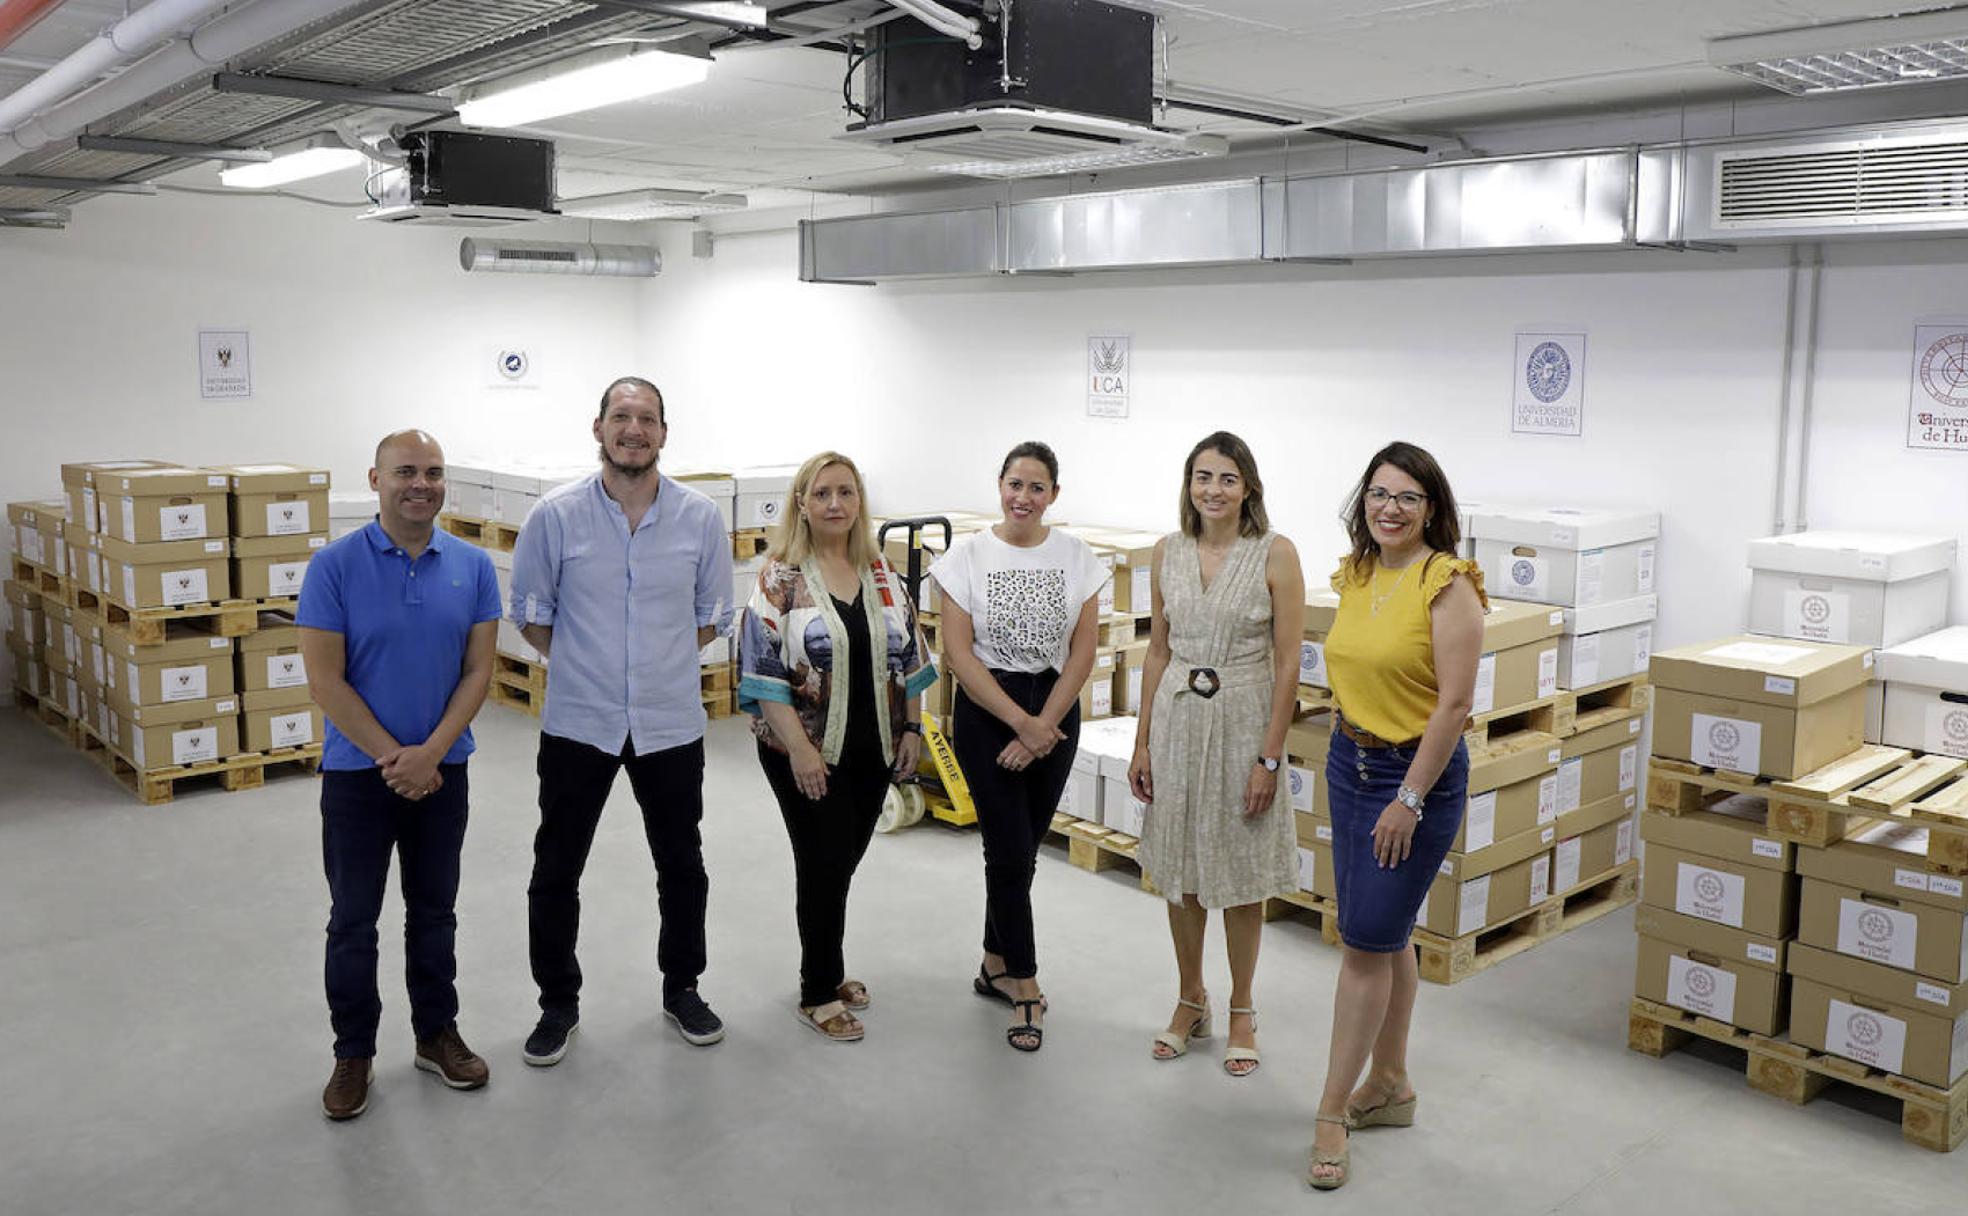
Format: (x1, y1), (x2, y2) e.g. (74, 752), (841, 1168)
(557, 188), (748, 220)
(219, 141), (368, 188)
(457, 47), (711, 129)
(1712, 9), (1968, 95)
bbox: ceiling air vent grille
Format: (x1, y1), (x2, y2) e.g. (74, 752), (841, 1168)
(1717, 140), (1968, 226)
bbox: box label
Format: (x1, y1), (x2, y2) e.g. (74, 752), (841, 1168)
(1299, 639), (1327, 688)
(1570, 633), (1600, 688)
(1316, 822), (1332, 843)
(1530, 855), (1551, 903)
(1555, 836), (1582, 893)
(1925, 703), (1968, 760)
(1465, 791), (1498, 851)
(1502, 554), (1550, 601)
(1675, 861), (1746, 928)
(157, 502), (208, 542)
(1472, 653), (1497, 716)
(1637, 545), (1657, 594)
(1751, 837), (1784, 860)
(1537, 647), (1558, 697)
(171, 725), (218, 766)
(266, 560), (309, 598)
(122, 564), (137, 606)
(266, 500), (312, 536)
(1931, 876), (1965, 899)
(1616, 819), (1634, 865)
(159, 567), (209, 607)
(160, 664), (207, 703)
(1090, 678), (1112, 718)
(1825, 999), (1907, 1075)
(1764, 676), (1797, 696)
(268, 710), (314, 749)
(1690, 713), (1761, 773)
(1895, 868), (1932, 893)
(1576, 549), (1604, 605)
(1704, 640), (1815, 667)
(1746, 942), (1779, 965)
(1557, 758), (1583, 814)
(1297, 846), (1317, 894)
(1837, 897), (1918, 970)
(1457, 875), (1492, 936)
(131, 725), (144, 767)
(1634, 624), (1653, 670)
(1666, 955), (1737, 1021)
(1537, 774), (1558, 824)
(1288, 766), (1315, 814)
(1782, 588), (1851, 644)
(1618, 744), (1639, 792)
(1916, 981), (1951, 1007)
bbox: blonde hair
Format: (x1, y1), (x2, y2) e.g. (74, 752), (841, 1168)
(768, 451), (877, 569)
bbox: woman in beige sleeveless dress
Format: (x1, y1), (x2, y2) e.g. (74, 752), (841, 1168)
(1130, 432), (1304, 1077)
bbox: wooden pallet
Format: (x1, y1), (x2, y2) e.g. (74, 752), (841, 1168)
(1647, 746), (1968, 871)
(438, 513), (520, 552)
(700, 661), (735, 694)
(701, 687), (735, 720)
(1268, 889), (1343, 939)
(1464, 695), (1561, 757)
(1047, 813), (1158, 894)
(11, 557), (60, 596)
(1554, 675), (1651, 738)
(68, 593), (295, 645)
(99, 742), (323, 805)
(732, 528), (771, 560)
(1409, 861), (1638, 985)
(1628, 996), (1968, 1151)
(1295, 686), (1336, 719)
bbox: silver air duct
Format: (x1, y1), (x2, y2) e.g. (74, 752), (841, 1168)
(458, 239), (661, 277)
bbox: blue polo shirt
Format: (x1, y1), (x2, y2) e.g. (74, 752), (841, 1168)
(296, 521), (502, 771)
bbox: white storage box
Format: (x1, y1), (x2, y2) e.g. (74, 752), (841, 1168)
(444, 462), (495, 520)
(1063, 749), (1101, 823)
(1865, 679), (1884, 744)
(1746, 531), (1954, 649)
(1470, 506), (1659, 608)
(491, 468), (541, 526)
(1102, 775), (1145, 837)
(1558, 594), (1657, 690)
(1876, 627), (1968, 759)
(671, 467), (737, 532)
(735, 465), (798, 531)
(328, 492), (373, 542)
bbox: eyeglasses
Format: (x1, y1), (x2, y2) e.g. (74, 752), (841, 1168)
(1364, 487), (1428, 511)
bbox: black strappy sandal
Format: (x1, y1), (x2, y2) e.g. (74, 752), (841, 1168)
(974, 964), (1049, 1012)
(1007, 998), (1044, 1053)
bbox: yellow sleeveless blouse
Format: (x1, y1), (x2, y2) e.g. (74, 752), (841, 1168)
(1324, 553), (1489, 744)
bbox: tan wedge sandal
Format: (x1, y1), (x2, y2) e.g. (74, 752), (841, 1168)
(1346, 1080), (1417, 1128)
(1222, 1006), (1260, 1077)
(795, 1000), (864, 1042)
(1307, 1114), (1351, 1190)
(1150, 995), (1212, 1060)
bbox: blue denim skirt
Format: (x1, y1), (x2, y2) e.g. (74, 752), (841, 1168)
(1325, 731), (1470, 952)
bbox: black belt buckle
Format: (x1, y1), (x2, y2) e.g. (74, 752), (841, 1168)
(1186, 667), (1220, 699)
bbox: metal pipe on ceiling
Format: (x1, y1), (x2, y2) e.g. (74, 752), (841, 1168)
(0, 0), (238, 137)
(0, 0), (67, 57)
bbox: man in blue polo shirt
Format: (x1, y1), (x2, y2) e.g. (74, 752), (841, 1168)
(297, 428), (501, 1121)
(510, 376), (734, 1064)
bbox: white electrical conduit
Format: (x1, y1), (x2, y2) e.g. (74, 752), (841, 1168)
(888, 0), (982, 50)
(716, 7), (909, 53)
(0, 0), (360, 165)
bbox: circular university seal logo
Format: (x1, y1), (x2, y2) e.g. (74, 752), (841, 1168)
(1708, 722), (1741, 753)
(1289, 769), (1305, 797)
(1858, 908), (1895, 944)
(757, 499), (781, 523)
(1918, 334), (1968, 407)
(1801, 594), (1831, 625)
(1944, 709), (1968, 747)
(498, 350), (530, 380)
(1694, 872), (1726, 904)
(1511, 560), (1537, 587)
(1685, 968), (1716, 999)
(1847, 1012), (1884, 1048)
(1525, 341), (1571, 404)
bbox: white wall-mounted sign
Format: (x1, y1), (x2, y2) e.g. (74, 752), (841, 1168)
(1908, 323), (1968, 451)
(198, 329), (251, 399)
(1087, 334), (1130, 419)
(487, 343), (539, 390)
(1512, 331), (1585, 436)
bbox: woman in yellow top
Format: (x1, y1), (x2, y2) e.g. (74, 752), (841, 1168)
(1306, 441), (1485, 1191)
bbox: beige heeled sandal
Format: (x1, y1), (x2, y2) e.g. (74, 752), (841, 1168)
(1150, 995), (1212, 1060)
(1346, 1080), (1417, 1128)
(1307, 1114), (1350, 1190)
(1222, 1006), (1260, 1077)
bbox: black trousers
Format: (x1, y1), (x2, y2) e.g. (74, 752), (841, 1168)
(756, 741), (893, 1007)
(952, 672), (1080, 979)
(321, 764), (469, 1059)
(528, 732), (708, 1011)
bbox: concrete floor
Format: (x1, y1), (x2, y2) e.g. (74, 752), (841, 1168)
(0, 702), (1961, 1216)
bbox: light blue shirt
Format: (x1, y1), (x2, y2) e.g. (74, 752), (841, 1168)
(508, 472), (735, 755)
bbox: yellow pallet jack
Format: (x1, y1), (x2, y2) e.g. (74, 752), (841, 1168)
(876, 516), (977, 830)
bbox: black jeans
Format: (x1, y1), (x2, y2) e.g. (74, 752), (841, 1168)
(321, 763), (470, 1059)
(952, 673), (1080, 979)
(756, 741), (892, 1007)
(528, 732), (708, 1011)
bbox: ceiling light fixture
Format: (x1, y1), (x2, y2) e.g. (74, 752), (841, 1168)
(557, 188), (748, 220)
(1711, 8), (1968, 95)
(218, 137), (368, 188)
(457, 45), (711, 129)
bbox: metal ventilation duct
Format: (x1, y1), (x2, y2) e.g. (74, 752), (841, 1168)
(1666, 123), (1968, 241)
(459, 239), (660, 277)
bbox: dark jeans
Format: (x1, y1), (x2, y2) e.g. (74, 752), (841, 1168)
(952, 673), (1080, 979)
(756, 741), (892, 1006)
(321, 763), (470, 1059)
(1326, 732), (1469, 952)
(529, 732), (708, 1011)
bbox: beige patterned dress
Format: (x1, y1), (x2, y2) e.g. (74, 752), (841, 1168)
(1137, 532), (1297, 908)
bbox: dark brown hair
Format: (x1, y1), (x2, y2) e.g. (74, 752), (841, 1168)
(999, 441), (1059, 484)
(597, 376), (665, 425)
(1179, 431), (1268, 539)
(1341, 440), (1461, 579)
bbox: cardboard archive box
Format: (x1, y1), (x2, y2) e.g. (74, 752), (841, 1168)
(328, 492), (373, 542)
(114, 695), (241, 770)
(1794, 820), (1968, 984)
(1634, 919), (1789, 1036)
(1555, 713), (1645, 816)
(1113, 640), (1149, 714)
(1787, 943), (1968, 1087)
(1300, 589), (1339, 690)
(1417, 849), (1551, 938)
(1558, 594), (1656, 690)
(1649, 635), (1870, 780)
(443, 461), (494, 519)
(735, 465), (798, 531)
(60, 459), (171, 536)
(217, 464), (331, 538)
(1554, 812), (1634, 893)
(8, 499), (66, 570)
(1076, 646), (1118, 720)
(1455, 734), (1561, 853)
(1875, 626), (1968, 759)
(668, 467), (736, 532)
(237, 613), (306, 693)
(95, 535), (231, 609)
(5, 579), (44, 650)
(1469, 506), (1659, 608)
(1638, 796), (1798, 938)
(1472, 599), (1564, 715)
(1746, 530), (1954, 650)
(232, 534), (326, 600)
(101, 621), (234, 707)
(1285, 712), (1333, 820)
(242, 685), (322, 752)
(97, 466), (230, 545)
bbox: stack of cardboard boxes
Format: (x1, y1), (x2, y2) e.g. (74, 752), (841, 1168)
(98, 615), (241, 770)
(237, 612), (321, 754)
(90, 464), (233, 612)
(217, 464), (329, 602)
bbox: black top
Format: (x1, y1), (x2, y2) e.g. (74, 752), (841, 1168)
(833, 591), (886, 771)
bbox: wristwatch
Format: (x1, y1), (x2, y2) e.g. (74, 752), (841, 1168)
(1256, 755), (1281, 773)
(899, 721), (922, 737)
(1397, 784), (1426, 819)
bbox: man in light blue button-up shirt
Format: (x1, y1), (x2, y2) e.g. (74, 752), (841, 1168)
(508, 377), (735, 1061)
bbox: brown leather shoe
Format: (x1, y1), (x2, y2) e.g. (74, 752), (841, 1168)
(415, 1026), (490, 1090)
(322, 1057), (373, 1120)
